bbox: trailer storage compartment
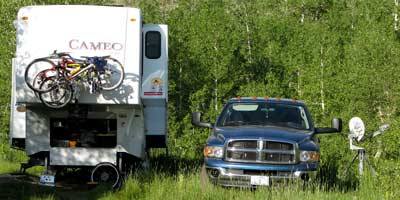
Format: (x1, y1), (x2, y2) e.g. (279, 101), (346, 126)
(50, 118), (117, 148)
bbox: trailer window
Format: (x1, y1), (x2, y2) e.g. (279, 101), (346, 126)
(145, 31), (161, 59)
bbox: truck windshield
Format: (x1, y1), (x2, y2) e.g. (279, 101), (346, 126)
(217, 102), (311, 130)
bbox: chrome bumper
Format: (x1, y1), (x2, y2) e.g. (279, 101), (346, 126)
(205, 167), (317, 187)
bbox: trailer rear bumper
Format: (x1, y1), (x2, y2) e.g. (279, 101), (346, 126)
(49, 147), (117, 166)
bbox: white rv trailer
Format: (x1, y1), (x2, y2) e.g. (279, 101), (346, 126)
(10, 5), (168, 186)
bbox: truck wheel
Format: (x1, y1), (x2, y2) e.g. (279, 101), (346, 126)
(200, 164), (210, 188)
(91, 163), (120, 188)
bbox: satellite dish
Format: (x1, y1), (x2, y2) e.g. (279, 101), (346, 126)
(345, 117), (389, 177)
(349, 117), (365, 142)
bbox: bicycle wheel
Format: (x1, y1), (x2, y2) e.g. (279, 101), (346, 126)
(98, 57), (124, 91)
(25, 58), (58, 93)
(39, 77), (73, 109)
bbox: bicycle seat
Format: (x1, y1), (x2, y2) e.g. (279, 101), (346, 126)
(50, 50), (84, 62)
(56, 52), (70, 57)
(50, 50), (69, 57)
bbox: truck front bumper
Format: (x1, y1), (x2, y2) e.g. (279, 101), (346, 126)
(204, 159), (318, 187)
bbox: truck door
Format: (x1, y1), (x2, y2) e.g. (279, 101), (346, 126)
(142, 24), (168, 148)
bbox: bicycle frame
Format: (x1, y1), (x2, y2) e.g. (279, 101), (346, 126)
(54, 55), (97, 82)
(65, 63), (95, 81)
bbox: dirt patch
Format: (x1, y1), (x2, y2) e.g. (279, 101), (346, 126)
(0, 173), (111, 200)
(0, 173), (38, 184)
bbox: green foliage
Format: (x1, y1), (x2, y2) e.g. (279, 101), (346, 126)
(1, 0), (400, 197)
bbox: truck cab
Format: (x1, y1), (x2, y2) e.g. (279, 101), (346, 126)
(192, 97), (341, 187)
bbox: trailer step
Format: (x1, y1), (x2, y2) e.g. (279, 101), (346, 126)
(20, 163), (34, 173)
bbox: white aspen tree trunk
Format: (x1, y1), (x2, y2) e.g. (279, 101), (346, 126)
(300, 5), (304, 24)
(297, 70), (302, 97)
(214, 45), (219, 112)
(243, 4), (252, 64)
(284, 0), (288, 15)
(351, 0), (356, 30)
(395, 0), (399, 31)
(375, 106), (384, 159)
(215, 77), (218, 112)
(161, 0), (166, 20)
(320, 45), (325, 114)
(298, 1), (305, 98)
(114, 0), (134, 6)
(179, 66), (182, 115)
(377, 106), (385, 123)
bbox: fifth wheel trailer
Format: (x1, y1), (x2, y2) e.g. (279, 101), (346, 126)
(10, 5), (168, 187)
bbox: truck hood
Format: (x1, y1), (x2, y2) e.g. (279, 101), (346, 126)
(214, 126), (313, 144)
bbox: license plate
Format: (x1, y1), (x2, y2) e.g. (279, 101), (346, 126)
(250, 176), (270, 186)
(39, 175), (55, 187)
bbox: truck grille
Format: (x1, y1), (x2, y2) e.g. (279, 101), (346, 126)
(225, 140), (297, 164)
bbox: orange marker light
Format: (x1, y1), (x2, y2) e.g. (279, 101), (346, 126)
(16, 105), (26, 112)
(204, 147), (213, 157)
(309, 152), (320, 161)
(236, 96), (241, 100)
(252, 96), (257, 100)
(130, 18), (136, 22)
(22, 16), (28, 21)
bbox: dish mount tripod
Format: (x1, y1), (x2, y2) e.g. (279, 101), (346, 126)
(345, 123), (389, 176)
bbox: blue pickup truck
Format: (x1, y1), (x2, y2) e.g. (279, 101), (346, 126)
(192, 97), (342, 187)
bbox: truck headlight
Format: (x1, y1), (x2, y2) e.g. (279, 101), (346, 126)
(300, 151), (319, 162)
(204, 146), (224, 158)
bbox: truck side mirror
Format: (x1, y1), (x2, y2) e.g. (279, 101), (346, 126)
(192, 112), (213, 129)
(332, 118), (342, 132)
(315, 118), (342, 134)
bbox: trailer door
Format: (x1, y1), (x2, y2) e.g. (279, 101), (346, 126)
(142, 24), (168, 148)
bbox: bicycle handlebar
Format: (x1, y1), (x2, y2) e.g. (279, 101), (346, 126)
(50, 50), (110, 63)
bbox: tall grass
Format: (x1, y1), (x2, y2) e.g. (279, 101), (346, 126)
(99, 168), (385, 200)
(0, 154), (396, 200)
(98, 154), (389, 200)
